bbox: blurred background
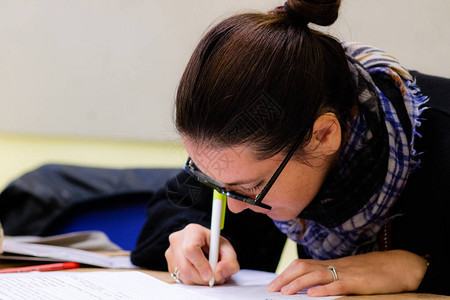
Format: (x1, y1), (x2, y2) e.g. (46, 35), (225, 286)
(1, 0), (449, 186)
(0, 0), (448, 270)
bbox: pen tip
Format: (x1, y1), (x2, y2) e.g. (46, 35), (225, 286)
(209, 278), (214, 287)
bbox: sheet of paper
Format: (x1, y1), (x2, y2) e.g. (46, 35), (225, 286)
(0, 271), (206, 300)
(175, 269), (340, 300)
(0, 270), (340, 300)
(2, 240), (136, 268)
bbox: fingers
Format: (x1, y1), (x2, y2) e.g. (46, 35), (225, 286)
(166, 224), (211, 285)
(183, 242), (213, 282)
(213, 237), (240, 284)
(268, 260), (316, 292)
(268, 259), (337, 295)
(308, 281), (346, 297)
(282, 269), (337, 295)
(165, 224), (239, 286)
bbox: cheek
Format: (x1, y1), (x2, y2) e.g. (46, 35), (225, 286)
(266, 186), (312, 216)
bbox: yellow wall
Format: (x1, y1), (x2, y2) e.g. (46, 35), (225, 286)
(0, 133), (186, 190)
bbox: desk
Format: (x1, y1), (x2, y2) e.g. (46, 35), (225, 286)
(1, 255), (447, 300)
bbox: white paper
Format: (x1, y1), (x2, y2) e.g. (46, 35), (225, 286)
(0, 271), (206, 300)
(175, 270), (340, 300)
(2, 240), (136, 268)
(0, 270), (340, 300)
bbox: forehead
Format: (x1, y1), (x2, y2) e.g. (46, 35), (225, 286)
(183, 138), (279, 184)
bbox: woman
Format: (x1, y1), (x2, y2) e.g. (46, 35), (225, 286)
(131, 0), (449, 296)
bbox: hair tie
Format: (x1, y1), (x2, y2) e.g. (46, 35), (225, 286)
(284, 2), (309, 26)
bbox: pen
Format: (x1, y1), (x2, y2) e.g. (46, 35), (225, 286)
(208, 190), (227, 287)
(0, 262), (80, 273)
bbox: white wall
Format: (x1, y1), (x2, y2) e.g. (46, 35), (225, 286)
(329, 0), (450, 78)
(1, 0), (448, 141)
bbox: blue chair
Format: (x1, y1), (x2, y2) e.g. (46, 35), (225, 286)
(0, 164), (180, 250)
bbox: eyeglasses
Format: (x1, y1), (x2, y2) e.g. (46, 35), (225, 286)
(183, 137), (303, 211)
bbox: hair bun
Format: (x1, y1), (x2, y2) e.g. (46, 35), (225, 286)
(286, 0), (341, 26)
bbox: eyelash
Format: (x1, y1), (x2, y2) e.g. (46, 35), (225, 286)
(241, 182), (264, 193)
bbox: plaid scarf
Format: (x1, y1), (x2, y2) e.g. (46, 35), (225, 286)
(273, 42), (428, 259)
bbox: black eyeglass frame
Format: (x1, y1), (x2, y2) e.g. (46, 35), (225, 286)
(183, 137), (304, 211)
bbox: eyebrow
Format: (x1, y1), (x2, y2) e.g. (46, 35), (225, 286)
(193, 160), (262, 187)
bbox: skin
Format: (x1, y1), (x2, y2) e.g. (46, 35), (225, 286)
(165, 113), (428, 296)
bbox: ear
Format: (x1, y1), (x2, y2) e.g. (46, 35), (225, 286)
(308, 112), (342, 155)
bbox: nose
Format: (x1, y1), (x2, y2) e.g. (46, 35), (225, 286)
(227, 197), (253, 213)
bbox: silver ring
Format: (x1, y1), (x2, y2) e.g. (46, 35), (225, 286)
(327, 265), (338, 282)
(170, 267), (182, 283)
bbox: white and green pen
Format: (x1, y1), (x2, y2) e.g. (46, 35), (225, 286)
(208, 190), (227, 287)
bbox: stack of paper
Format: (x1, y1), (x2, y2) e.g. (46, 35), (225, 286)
(2, 239), (136, 268)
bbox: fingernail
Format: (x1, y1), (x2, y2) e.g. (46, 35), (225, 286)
(281, 286), (291, 295)
(267, 282), (275, 291)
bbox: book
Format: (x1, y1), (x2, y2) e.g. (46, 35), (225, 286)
(1, 232), (136, 269)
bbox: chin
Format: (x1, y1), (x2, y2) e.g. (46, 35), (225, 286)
(267, 211), (296, 221)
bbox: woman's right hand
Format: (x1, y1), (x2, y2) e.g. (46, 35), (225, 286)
(165, 223), (240, 285)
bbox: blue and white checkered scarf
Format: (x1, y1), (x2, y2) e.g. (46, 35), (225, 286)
(273, 42), (428, 259)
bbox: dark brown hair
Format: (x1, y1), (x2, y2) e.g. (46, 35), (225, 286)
(176, 0), (354, 160)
